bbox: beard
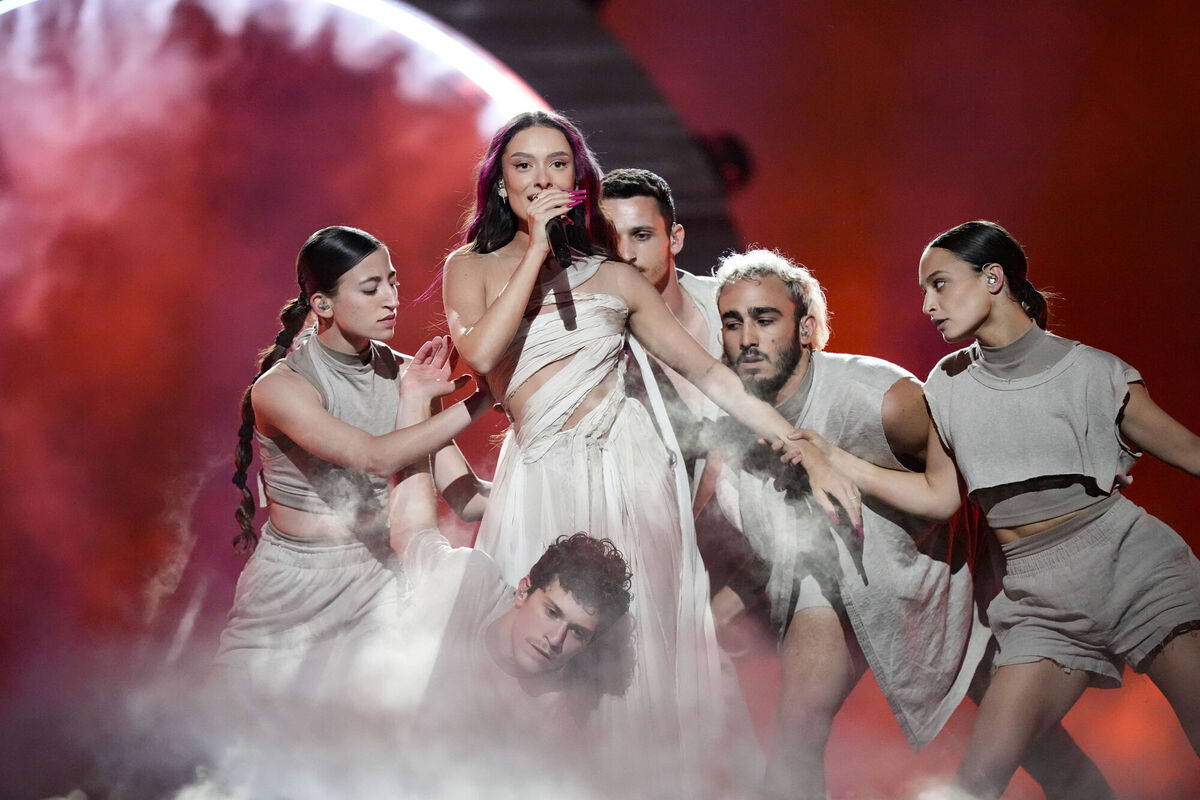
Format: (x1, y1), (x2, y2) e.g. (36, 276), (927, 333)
(740, 339), (803, 401)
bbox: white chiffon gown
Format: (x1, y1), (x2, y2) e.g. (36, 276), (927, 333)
(472, 255), (725, 772)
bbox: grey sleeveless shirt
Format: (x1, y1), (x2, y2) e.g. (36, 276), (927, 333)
(924, 332), (1141, 527)
(717, 351), (990, 749)
(256, 329), (401, 527)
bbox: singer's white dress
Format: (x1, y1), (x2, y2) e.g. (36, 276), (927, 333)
(473, 255), (724, 775)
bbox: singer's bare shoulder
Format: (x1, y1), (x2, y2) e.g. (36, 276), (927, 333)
(443, 244), (484, 274)
(444, 243), (521, 276)
(444, 246), (500, 291)
(444, 245), (520, 315)
(568, 257), (644, 299)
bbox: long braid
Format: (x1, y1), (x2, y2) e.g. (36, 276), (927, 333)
(231, 294), (312, 553)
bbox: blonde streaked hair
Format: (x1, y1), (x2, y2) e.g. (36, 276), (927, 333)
(714, 248), (831, 351)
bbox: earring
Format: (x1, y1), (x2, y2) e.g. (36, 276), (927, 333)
(497, 179), (507, 199)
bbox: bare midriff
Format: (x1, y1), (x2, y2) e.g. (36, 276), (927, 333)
(267, 502), (381, 541)
(993, 507), (1087, 544)
(492, 359), (619, 436)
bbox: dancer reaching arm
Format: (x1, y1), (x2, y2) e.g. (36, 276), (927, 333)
(793, 220), (1200, 799)
(216, 226), (490, 693)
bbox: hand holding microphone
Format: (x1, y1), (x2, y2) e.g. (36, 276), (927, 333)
(546, 216), (573, 269)
(532, 188), (586, 268)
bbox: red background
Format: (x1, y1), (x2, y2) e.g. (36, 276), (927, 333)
(0, 0), (1196, 796)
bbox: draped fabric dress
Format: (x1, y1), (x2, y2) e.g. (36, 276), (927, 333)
(473, 256), (723, 771)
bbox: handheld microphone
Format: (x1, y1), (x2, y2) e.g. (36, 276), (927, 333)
(545, 216), (572, 268)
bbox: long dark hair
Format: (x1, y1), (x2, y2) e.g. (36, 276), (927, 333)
(929, 220), (1050, 329)
(463, 110), (615, 258)
(230, 226), (384, 552)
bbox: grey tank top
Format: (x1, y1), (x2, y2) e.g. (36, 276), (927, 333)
(726, 351), (915, 630)
(779, 351), (909, 468)
(256, 328), (401, 525)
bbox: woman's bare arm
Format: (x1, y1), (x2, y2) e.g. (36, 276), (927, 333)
(1120, 382), (1200, 477)
(397, 344), (494, 521)
(443, 190), (575, 373)
(799, 418), (963, 521)
(253, 337), (488, 477)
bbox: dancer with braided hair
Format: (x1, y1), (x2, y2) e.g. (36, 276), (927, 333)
(215, 225), (490, 694)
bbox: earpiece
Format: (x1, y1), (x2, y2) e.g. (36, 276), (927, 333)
(319, 300), (331, 311)
(988, 276), (997, 285)
(801, 326), (810, 336)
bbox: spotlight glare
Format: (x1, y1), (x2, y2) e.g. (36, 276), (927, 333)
(0, 0), (546, 132)
(0, 0), (39, 14)
(325, 0), (546, 130)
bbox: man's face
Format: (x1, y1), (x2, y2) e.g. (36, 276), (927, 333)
(600, 194), (681, 293)
(718, 274), (809, 400)
(509, 578), (602, 677)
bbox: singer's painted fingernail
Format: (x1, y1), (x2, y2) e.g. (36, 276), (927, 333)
(854, 524), (864, 540)
(828, 510), (840, 526)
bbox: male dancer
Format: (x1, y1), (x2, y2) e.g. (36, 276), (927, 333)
(375, 426), (634, 796)
(600, 168), (766, 626)
(389, 384), (633, 737)
(712, 249), (1112, 799)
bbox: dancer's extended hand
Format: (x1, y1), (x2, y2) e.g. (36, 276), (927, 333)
(401, 335), (469, 406)
(776, 432), (863, 536)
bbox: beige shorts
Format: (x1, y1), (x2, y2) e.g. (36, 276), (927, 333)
(990, 494), (1200, 688)
(793, 573), (840, 613)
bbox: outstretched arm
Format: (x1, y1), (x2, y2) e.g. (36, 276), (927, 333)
(1120, 382), (1200, 477)
(796, 414), (963, 521)
(399, 340), (494, 521)
(388, 339), (456, 557)
(389, 453), (440, 560)
(432, 442), (492, 522)
(253, 336), (488, 478)
(880, 376), (930, 468)
(619, 264), (861, 529)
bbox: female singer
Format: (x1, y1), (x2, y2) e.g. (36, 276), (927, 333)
(442, 110), (854, 777)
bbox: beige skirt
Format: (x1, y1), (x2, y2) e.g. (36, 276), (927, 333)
(213, 520), (408, 697)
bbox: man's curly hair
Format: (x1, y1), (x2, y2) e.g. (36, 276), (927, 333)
(527, 533), (632, 625)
